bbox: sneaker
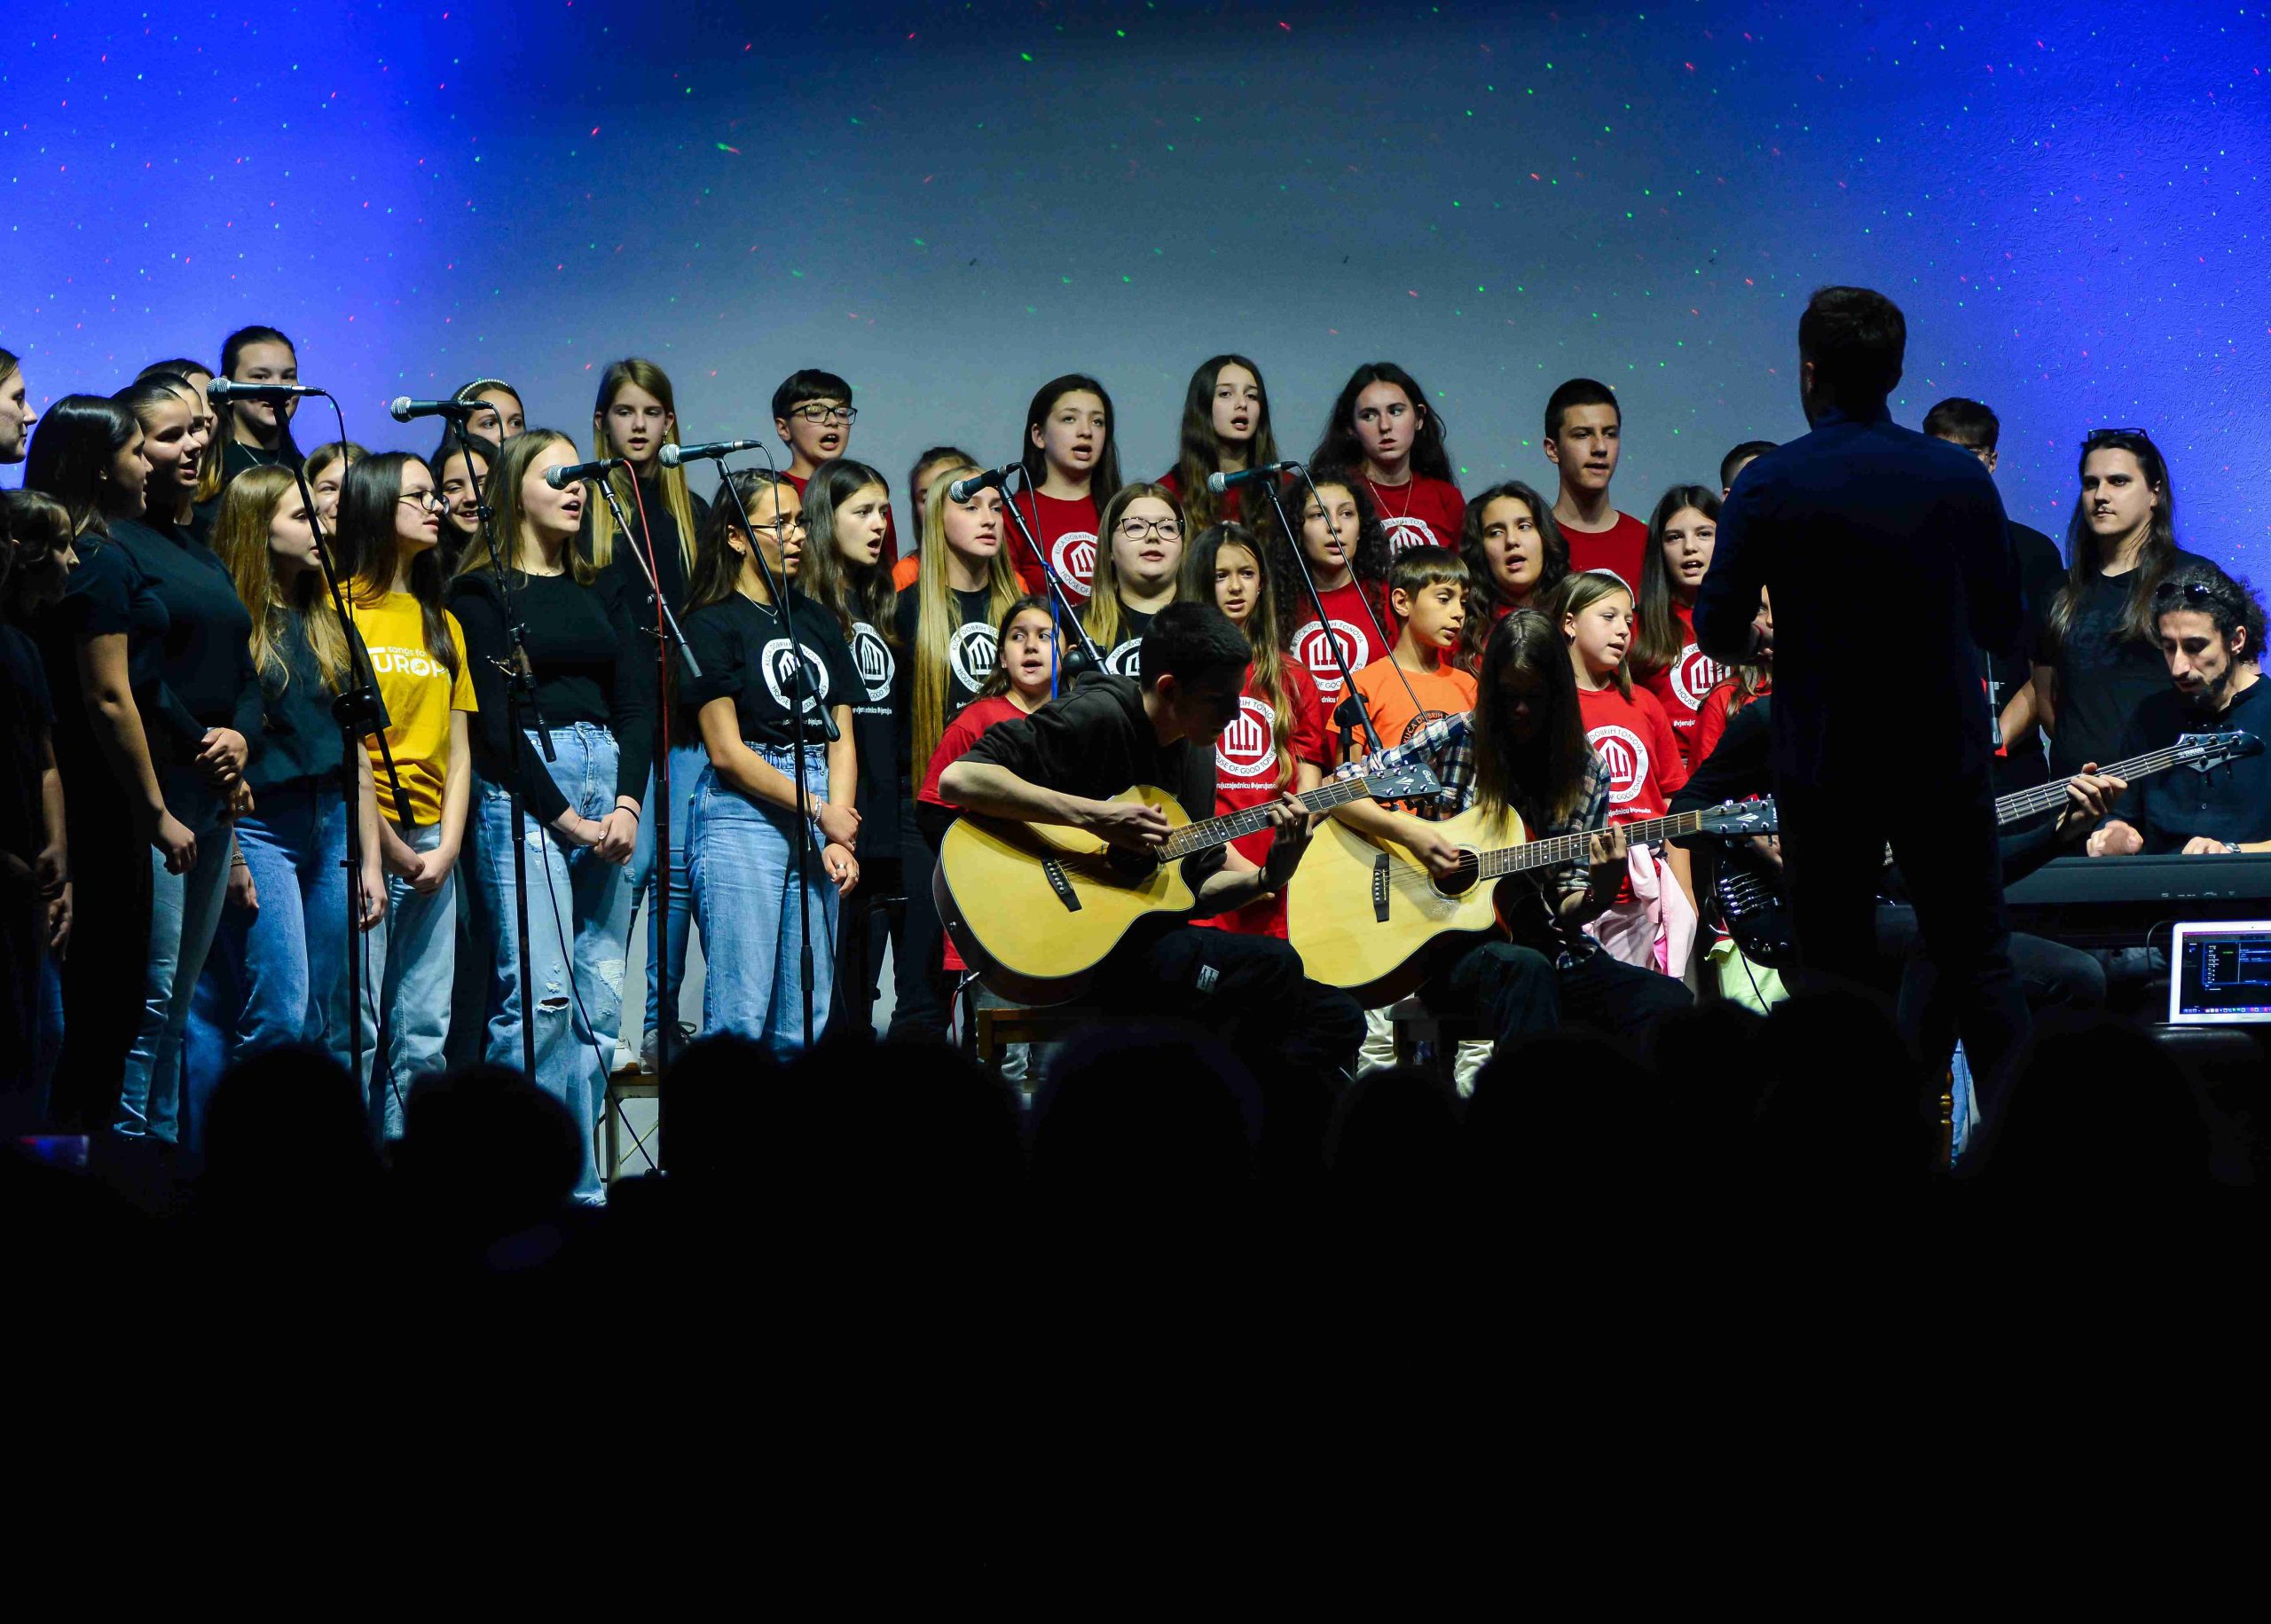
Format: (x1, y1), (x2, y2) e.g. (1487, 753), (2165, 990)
(613, 1041), (640, 1076)
(639, 1023), (695, 1073)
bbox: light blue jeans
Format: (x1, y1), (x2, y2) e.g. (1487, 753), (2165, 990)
(627, 742), (705, 1042)
(119, 833), (232, 1142)
(368, 816), (457, 1140)
(689, 745), (837, 1059)
(215, 782), (367, 1081)
(472, 724), (635, 1200)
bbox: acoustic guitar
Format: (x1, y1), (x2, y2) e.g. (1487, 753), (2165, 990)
(935, 762), (1442, 1005)
(1290, 800), (1780, 1005)
(1710, 730), (2265, 967)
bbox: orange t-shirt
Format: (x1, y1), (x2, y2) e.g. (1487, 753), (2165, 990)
(1349, 654), (1476, 760)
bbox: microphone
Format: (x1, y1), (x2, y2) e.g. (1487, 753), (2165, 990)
(1206, 459), (1302, 496)
(544, 457), (626, 490)
(208, 378), (324, 404)
(948, 463), (1018, 503)
(389, 396), (483, 424)
(659, 438), (765, 469)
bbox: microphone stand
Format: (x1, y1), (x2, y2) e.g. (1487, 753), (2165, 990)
(445, 409), (554, 1082)
(716, 452), (834, 1050)
(998, 465), (1105, 689)
(295, 393), (413, 1110)
(1260, 467), (1393, 759)
(591, 470), (702, 1081)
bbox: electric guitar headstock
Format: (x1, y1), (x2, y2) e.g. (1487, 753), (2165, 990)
(2175, 731), (2264, 773)
(1695, 797), (1779, 838)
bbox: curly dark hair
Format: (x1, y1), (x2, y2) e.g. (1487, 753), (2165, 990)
(1257, 469), (1392, 647)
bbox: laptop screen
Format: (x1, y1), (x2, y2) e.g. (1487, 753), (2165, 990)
(2169, 919), (2271, 1025)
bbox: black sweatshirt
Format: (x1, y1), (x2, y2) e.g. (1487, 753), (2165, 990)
(246, 609), (360, 794)
(590, 475), (709, 753)
(446, 568), (656, 825)
(108, 517), (263, 828)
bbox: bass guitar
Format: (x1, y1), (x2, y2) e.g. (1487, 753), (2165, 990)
(1289, 800), (1779, 1006)
(935, 762), (1442, 1004)
(1711, 730), (2265, 966)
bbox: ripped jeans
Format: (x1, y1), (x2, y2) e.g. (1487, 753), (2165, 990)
(472, 724), (636, 1200)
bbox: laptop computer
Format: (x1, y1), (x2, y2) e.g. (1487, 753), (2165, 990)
(2169, 919), (2271, 1025)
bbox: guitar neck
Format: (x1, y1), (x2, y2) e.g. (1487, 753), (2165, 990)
(1993, 742), (2196, 827)
(1476, 808), (1713, 880)
(1160, 775), (1381, 860)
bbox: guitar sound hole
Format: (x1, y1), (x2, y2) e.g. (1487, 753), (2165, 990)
(1106, 847), (1162, 881)
(1432, 849), (1481, 898)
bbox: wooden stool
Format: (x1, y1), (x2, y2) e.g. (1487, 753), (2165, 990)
(1387, 997), (1489, 1080)
(972, 1005), (1104, 1069)
(605, 1063), (661, 1182)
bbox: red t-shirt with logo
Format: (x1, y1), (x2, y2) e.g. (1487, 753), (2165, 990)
(1563, 510), (1648, 590)
(1196, 662), (1332, 938)
(1002, 488), (1100, 606)
(1363, 474), (1466, 557)
(1286, 577), (1399, 734)
(1690, 674), (1770, 768)
(1577, 681), (1688, 904)
(782, 468), (901, 570)
(918, 693), (1033, 971)
(1636, 600), (1733, 769)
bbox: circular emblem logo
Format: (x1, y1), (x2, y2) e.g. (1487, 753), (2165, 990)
(1215, 695), (1277, 781)
(1104, 635), (1145, 679)
(1587, 723), (1650, 806)
(1402, 708), (1450, 746)
(850, 621), (895, 703)
(1051, 530), (1098, 594)
(1670, 643), (1726, 710)
(948, 620), (997, 694)
(1382, 515), (1436, 555)
(1293, 619), (1370, 696)
(760, 638), (831, 715)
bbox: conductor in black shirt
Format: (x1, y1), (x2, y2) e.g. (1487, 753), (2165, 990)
(939, 602), (1363, 1082)
(1696, 286), (2033, 1110)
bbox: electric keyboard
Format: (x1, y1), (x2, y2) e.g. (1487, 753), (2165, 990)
(2002, 853), (2271, 947)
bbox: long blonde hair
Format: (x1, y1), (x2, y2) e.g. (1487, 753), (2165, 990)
(215, 465), (351, 695)
(911, 460), (1024, 771)
(1082, 481), (1185, 653)
(454, 430), (596, 586)
(585, 358), (700, 580)
(1552, 569), (1636, 700)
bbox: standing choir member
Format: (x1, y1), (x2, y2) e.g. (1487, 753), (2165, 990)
(1310, 363), (1465, 555)
(1265, 475), (1398, 745)
(1629, 486), (1727, 769)
(682, 471), (860, 1055)
(449, 430), (651, 1201)
(1080, 482), (1185, 680)
(342, 453), (478, 1136)
(1457, 481), (1568, 673)
(1002, 375), (1120, 604)
(1541, 378), (1648, 585)
(1158, 355), (1280, 532)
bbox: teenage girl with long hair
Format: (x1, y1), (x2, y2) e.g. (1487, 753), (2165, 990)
(341, 451), (479, 1137)
(1080, 482), (1185, 679)
(1457, 480), (1568, 673)
(1159, 355), (1280, 531)
(1630, 484), (1725, 768)
(1182, 523), (1328, 938)
(1261, 474), (1397, 734)
(1004, 374), (1121, 604)
(211, 325), (305, 497)
(888, 459), (1023, 1040)
(1309, 361), (1465, 555)
(449, 429), (652, 1199)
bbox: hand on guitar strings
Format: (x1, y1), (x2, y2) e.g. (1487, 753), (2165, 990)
(1257, 792), (1316, 888)
(2055, 763), (2127, 840)
(1585, 823), (1632, 894)
(1083, 797), (1173, 853)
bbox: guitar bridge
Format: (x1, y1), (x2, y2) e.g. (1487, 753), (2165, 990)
(1041, 857), (1081, 913)
(1372, 851), (1391, 923)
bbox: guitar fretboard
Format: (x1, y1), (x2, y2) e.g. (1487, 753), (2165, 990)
(1476, 809), (1715, 880)
(1159, 774), (1380, 860)
(1994, 740), (2230, 826)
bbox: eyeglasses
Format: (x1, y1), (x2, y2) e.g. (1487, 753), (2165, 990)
(1118, 518), (1183, 543)
(790, 404), (857, 426)
(397, 490), (447, 513)
(750, 517), (810, 539)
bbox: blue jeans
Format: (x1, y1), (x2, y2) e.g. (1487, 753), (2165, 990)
(689, 745), (838, 1059)
(627, 743), (704, 1041)
(368, 816), (457, 1141)
(119, 834), (232, 1142)
(214, 783), (368, 1079)
(472, 724), (635, 1200)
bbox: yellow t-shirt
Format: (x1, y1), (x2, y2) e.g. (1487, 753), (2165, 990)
(349, 590), (477, 826)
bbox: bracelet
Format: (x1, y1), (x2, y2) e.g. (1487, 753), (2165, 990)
(614, 805), (640, 821)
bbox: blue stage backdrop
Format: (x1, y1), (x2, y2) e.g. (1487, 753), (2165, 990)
(7, 1), (2267, 575)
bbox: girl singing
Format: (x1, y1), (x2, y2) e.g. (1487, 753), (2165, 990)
(1004, 374), (1121, 603)
(1458, 480), (1568, 672)
(1630, 484), (1725, 768)
(1158, 355), (1280, 531)
(1263, 475), (1397, 729)
(1310, 362), (1464, 555)
(1080, 482), (1186, 680)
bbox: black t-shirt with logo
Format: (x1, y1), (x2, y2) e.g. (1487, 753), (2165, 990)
(1098, 605), (1154, 682)
(683, 588), (862, 751)
(892, 583), (1001, 777)
(840, 608), (901, 857)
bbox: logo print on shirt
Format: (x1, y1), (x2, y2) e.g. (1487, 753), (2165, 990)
(1402, 709), (1450, 747)
(370, 646), (444, 680)
(1050, 531), (1097, 595)
(1670, 643), (1727, 711)
(1293, 619), (1371, 697)
(1587, 723), (1649, 807)
(1382, 516), (1437, 555)
(1104, 636), (1145, 679)
(760, 638), (831, 715)
(850, 622), (895, 702)
(947, 621), (998, 694)
(1215, 696), (1278, 781)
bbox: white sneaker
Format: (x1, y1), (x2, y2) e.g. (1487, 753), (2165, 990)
(612, 1041), (639, 1075)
